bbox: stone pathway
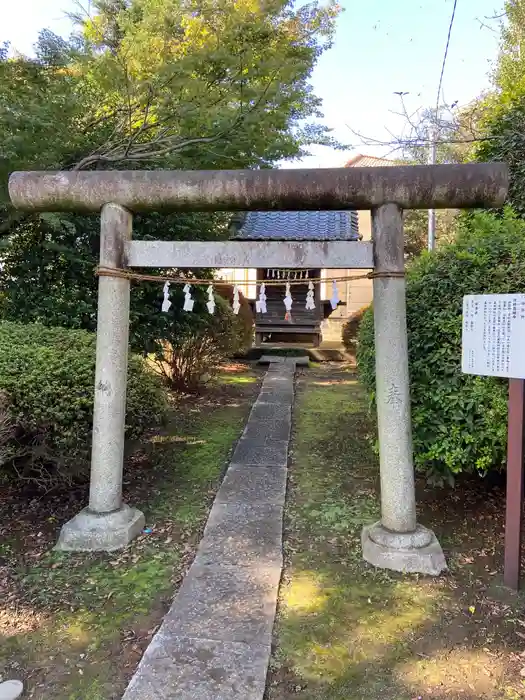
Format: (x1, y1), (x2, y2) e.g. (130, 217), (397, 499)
(122, 359), (302, 700)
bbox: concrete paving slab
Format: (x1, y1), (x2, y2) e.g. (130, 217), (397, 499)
(262, 378), (293, 391)
(264, 365), (295, 382)
(161, 563), (281, 645)
(195, 503), (283, 567)
(258, 389), (294, 405)
(121, 363), (295, 700)
(261, 384), (293, 397)
(242, 419), (291, 443)
(122, 633), (269, 700)
(231, 437), (288, 467)
(256, 391), (293, 406)
(263, 372), (294, 381)
(267, 361), (295, 370)
(263, 368), (293, 376)
(250, 402), (291, 422)
(216, 465), (287, 506)
(258, 355), (287, 364)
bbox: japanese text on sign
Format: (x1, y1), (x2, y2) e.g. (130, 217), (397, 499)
(461, 294), (525, 379)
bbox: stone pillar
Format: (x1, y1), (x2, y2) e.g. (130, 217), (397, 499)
(361, 203), (446, 575)
(56, 203), (145, 551)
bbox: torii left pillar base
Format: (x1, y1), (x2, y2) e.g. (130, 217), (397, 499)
(56, 203), (145, 552)
(56, 505), (145, 552)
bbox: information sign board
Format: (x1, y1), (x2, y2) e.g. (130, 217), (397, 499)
(461, 294), (525, 379)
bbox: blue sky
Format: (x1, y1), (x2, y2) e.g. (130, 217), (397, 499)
(1, 0), (504, 167)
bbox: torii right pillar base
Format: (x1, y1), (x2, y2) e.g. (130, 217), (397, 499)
(362, 521), (446, 576)
(365, 203), (446, 577)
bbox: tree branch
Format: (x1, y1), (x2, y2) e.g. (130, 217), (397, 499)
(73, 61), (281, 170)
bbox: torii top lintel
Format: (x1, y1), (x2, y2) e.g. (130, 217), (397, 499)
(9, 163), (508, 214)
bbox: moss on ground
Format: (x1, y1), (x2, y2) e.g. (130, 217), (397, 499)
(0, 366), (260, 699)
(267, 368), (525, 700)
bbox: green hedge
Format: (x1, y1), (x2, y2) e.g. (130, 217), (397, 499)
(342, 305), (370, 357)
(0, 322), (166, 487)
(357, 210), (524, 486)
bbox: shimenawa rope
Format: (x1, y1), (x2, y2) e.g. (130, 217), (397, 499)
(95, 266), (405, 285)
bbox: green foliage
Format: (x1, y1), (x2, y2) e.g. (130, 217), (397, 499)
(357, 211), (524, 485)
(0, 209), (229, 345)
(0, 37), (110, 228)
(73, 0), (340, 169)
(0, 322), (166, 487)
(474, 1), (525, 215)
(0, 1), (339, 358)
(150, 295), (251, 392)
(342, 305), (369, 356)
(0, 42), (92, 190)
(0, 0), (340, 190)
(215, 283), (254, 353)
(0, 214), (252, 391)
(0, 377), (253, 697)
(494, 0), (525, 100)
(477, 95), (525, 216)
(0, 214), (100, 330)
(403, 208), (459, 257)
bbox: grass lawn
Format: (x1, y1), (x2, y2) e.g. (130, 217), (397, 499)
(267, 365), (525, 700)
(0, 363), (262, 700)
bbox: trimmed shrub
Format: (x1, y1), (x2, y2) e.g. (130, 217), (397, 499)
(342, 305), (370, 357)
(215, 283), (254, 354)
(357, 210), (524, 486)
(150, 295), (251, 393)
(0, 322), (166, 488)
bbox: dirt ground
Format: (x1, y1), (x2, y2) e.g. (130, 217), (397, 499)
(0, 363), (262, 699)
(267, 365), (525, 700)
(4, 361), (525, 699)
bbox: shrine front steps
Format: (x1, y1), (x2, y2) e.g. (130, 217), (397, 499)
(122, 363), (296, 700)
(258, 354), (309, 368)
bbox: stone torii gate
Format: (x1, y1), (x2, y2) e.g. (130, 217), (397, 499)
(9, 163), (508, 575)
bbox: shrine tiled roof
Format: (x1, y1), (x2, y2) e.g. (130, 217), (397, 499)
(345, 154), (399, 168)
(230, 210), (360, 241)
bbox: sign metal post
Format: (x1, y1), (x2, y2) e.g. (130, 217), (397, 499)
(462, 294), (525, 590)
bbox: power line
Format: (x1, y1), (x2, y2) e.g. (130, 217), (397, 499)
(435, 0), (459, 115)
(428, 0), (458, 251)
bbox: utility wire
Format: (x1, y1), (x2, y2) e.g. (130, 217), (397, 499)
(435, 0), (459, 116)
(428, 0), (458, 251)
